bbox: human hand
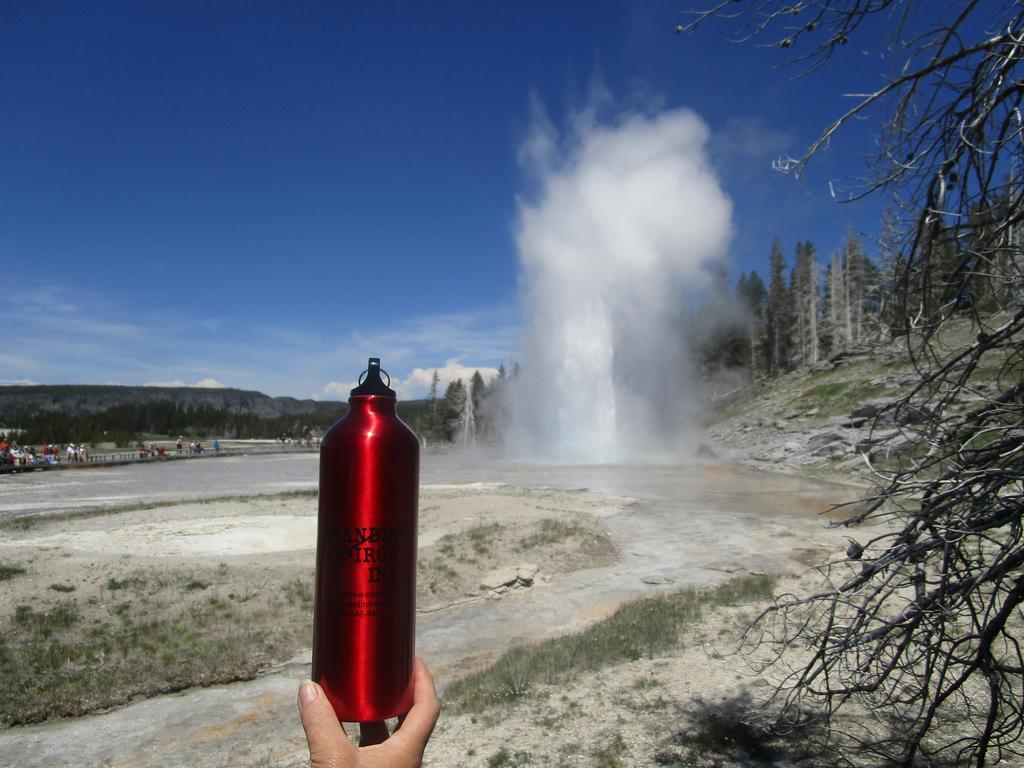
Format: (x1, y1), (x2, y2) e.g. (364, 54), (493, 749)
(298, 658), (440, 768)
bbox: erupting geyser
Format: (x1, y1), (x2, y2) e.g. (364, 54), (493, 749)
(507, 106), (732, 463)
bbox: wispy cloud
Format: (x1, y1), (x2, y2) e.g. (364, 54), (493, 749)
(320, 380), (359, 399)
(145, 378), (227, 389)
(394, 359), (500, 399)
(9, 285), (143, 338)
(0, 351), (44, 371)
(319, 359), (501, 400)
(6, 278), (519, 399)
(709, 116), (794, 166)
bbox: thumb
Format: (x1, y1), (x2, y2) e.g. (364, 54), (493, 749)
(298, 680), (357, 768)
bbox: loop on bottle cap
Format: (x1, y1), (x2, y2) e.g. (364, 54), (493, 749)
(358, 366), (391, 388)
(350, 357), (396, 397)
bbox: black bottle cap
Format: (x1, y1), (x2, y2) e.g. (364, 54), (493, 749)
(350, 358), (396, 397)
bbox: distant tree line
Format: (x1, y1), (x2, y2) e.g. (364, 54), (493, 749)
(0, 395), (458, 450)
(1, 401), (348, 447)
(688, 230), (881, 385)
(689, 207), (1022, 388)
(413, 364), (518, 447)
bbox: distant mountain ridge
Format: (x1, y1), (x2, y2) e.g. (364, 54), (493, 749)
(0, 384), (344, 421)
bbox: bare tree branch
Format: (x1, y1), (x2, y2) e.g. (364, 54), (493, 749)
(686, 1), (1024, 764)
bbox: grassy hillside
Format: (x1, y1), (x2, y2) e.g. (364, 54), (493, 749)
(705, 314), (1020, 478)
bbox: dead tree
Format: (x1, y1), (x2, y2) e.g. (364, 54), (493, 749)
(681, 2), (1024, 765)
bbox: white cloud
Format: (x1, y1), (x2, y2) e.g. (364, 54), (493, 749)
(318, 361), (499, 401)
(320, 381), (358, 399)
(341, 310), (518, 369)
(395, 360), (499, 399)
(0, 378), (40, 386)
(145, 378), (227, 389)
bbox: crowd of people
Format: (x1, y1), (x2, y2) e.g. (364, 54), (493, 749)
(145, 436), (222, 457)
(0, 434), (220, 468)
(0, 438), (90, 467)
(1, 433), (319, 469)
(278, 434), (320, 448)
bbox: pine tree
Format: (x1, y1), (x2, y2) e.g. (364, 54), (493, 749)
(806, 243), (820, 365)
(860, 254), (882, 338)
(693, 265), (747, 375)
(736, 270), (767, 375)
(765, 237), (791, 376)
(470, 371), (485, 412)
(484, 364), (508, 442)
(439, 380), (465, 443)
(827, 249), (846, 353)
(426, 370), (440, 444)
(469, 370), (486, 439)
(877, 204), (902, 332)
(843, 232), (866, 346)
(791, 244), (808, 367)
(789, 241), (821, 368)
(718, 267), (748, 370)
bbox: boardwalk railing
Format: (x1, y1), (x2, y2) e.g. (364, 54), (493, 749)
(0, 444), (319, 474)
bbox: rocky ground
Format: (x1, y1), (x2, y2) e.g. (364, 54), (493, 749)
(707, 317), (1013, 488)
(706, 343), (924, 483)
(426, 568), (845, 768)
(0, 485), (625, 725)
(0, 454), (874, 767)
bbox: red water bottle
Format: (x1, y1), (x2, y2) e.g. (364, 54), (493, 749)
(313, 358), (419, 722)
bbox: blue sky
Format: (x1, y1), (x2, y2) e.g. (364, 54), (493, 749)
(3, 1), (903, 399)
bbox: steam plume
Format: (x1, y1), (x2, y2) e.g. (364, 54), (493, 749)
(507, 104), (732, 463)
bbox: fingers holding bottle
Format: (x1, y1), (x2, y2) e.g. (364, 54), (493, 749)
(298, 679), (359, 768)
(298, 660), (439, 768)
(388, 659), (440, 758)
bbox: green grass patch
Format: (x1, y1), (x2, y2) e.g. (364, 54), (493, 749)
(592, 732), (628, 768)
(0, 567), (316, 724)
(793, 378), (889, 417)
(285, 577), (314, 608)
(13, 602), (81, 637)
(467, 522), (501, 556)
(801, 381), (849, 399)
(444, 574), (776, 713)
(0, 562), (26, 581)
(487, 747), (533, 768)
(106, 575), (147, 592)
(517, 518), (591, 550)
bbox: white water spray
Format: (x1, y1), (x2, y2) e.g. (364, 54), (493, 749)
(507, 106), (732, 463)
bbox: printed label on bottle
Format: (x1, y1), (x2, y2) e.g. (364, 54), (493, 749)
(322, 525), (406, 617)
(323, 524), (401, 583)
(331, 589), (392, 619)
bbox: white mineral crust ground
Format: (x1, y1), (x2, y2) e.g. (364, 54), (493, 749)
(0, 452), (862, 767)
